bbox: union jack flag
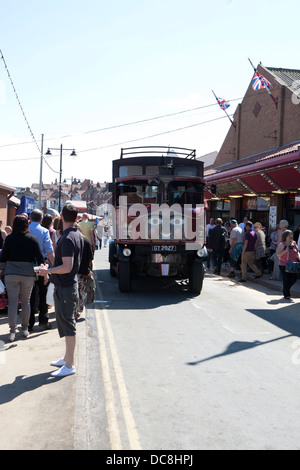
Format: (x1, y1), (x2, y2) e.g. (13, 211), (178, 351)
(252, 71), (273, 91)
(217, 97), (230, 110)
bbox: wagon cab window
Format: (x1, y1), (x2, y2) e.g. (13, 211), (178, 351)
(117, 181), (160, 204)
(174, 167), (197, 177)
(119, 166), (143, 177)
(167, 181), (204, 205)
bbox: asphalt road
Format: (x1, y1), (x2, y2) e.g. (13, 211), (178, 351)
(82, 248), (300, 451)
(1, 247), (300, 451)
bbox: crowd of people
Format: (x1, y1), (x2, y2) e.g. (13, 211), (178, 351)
(1, 207), (299, 376)
(0, 206), (96, 378)
(206, 217), (300, 300)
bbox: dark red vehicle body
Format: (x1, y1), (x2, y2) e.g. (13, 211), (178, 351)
(108, 146), (207, 293)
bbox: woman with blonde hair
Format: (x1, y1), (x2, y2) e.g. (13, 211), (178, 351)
(278, 220), (289, 245)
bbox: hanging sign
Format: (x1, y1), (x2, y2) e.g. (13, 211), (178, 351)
(269, 206), (277, 229)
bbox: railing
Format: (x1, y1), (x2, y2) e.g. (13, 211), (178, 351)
(120, 146), (196, 160)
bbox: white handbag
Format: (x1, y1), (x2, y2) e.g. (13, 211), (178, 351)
(46, 283), (54, 306)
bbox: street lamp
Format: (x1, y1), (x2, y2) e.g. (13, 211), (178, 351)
(63, 176), (80, 200)
(45, 144), (77, 212)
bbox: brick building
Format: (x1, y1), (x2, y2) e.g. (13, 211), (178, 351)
(0, 182), (17, 226)
(205, 64), (300, 231)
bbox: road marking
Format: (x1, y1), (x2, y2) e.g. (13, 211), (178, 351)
(222, 324), (236, 334)
(95, 283), (142, 450)
(191, 302), (215, 319)
(192, 301), (235, 333)
(102, 309), (142, 450)
(95, 312), (122, 450)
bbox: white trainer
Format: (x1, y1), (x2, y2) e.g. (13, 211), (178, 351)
(50, 365), (76, 377)
(50, 358), (66, 367)
(8, 333), (15, 342)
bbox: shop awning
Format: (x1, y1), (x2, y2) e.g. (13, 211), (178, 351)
(205, 146), (300, 195)
(240, 174), (276, 193)
(215, 179), (246, 197)
(265, 166), (300, 190)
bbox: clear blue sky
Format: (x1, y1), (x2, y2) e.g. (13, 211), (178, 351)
(1, 0), (299, 188)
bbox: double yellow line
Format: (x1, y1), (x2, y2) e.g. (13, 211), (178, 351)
(95, 287), (142, 450)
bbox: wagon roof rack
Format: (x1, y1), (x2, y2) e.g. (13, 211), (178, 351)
(120, 146), (196, 160)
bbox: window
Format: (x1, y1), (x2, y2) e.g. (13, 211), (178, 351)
(167, 181), (204, 205)
(117, 181), (160, 205)
(119, 166), (143, 177)
(174, 167), (197, 176)
(146, 166), (159, 175)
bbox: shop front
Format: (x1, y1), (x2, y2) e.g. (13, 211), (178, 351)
(205, 144), (300, 231)
(240, 196), (271, 228)
(208, 198), (231, 222)
(285, 193), (300, 230)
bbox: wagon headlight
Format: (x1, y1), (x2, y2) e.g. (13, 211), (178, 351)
(123, 248), (131, 257)
(197, 247), (207, 258)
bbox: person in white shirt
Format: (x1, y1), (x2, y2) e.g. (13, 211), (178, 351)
(228, 220), (244, 278)
(239, 217), (248, 232)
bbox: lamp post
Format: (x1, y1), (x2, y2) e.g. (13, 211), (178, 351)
(63, 176), (80, 200)
(38, 134), (44, 210)
(45, 145), (76, 212)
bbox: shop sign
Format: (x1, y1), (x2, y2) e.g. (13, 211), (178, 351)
(243, 196), (257, 210)
(257, 197), (270, 211)
(224, 200), (230, 211)
(289, 194), (300, 209)
(214, 199), (231, 211)
(269, 206), (277, 229)
(16, 196), (36, 215)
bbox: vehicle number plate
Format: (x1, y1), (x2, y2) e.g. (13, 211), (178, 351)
(152, 245), (176, 252)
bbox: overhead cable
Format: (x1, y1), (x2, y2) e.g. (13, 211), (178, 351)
(0, 49), (40, 154)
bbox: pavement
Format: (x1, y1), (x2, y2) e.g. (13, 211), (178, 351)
(0, 295), (89, 450)
(0, 252), (299, 450)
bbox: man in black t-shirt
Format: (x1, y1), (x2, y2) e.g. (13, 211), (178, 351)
(207, 218), (226, 275)
(37, 204), (83, 377)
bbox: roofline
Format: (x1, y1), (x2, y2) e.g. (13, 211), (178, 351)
(207, 140), (300, 175)
(259, 64), (300, 93)
(0, 182), (16, 192)
(205, 150), (300, 183)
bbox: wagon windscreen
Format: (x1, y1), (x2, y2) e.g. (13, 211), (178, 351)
(167, 181), (204, 205)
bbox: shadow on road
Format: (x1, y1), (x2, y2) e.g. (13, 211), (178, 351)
(0, 372), (60, 405)
(186, 334), (293, 366)
(187, 301), (300, 366)
(92, 268), (199, 311)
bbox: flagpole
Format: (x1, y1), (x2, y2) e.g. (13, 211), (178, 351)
(212, 90), (236, 129)
(248, 58), (278, 107)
